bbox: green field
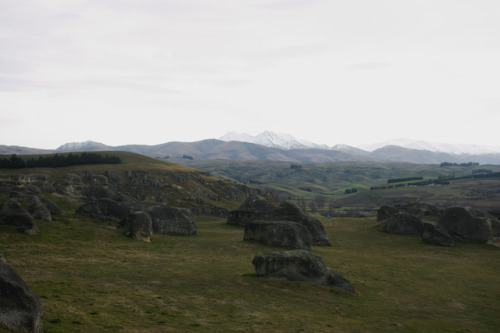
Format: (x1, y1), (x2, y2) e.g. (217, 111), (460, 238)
(1, 203), (499, 332)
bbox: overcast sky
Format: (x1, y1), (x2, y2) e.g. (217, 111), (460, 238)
(1, 0), (499, 149)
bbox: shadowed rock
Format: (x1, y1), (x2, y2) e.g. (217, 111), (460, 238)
(377, 212), (423, 234)
(76, 198), (131, 222)
(271, 201), (331, 246)
(439, 207), (493, 243)
(119, 211), (153, 242)
(377, 205), (399, 221)
(0, 199), (39, 234)
(0, 251), (43, 333)
(252, 250), (354, 293)
(227, 196), (275, 226)
(421, 221), (454, 247)
(244, 220), (312, 250)
(146, 204), (197, 235)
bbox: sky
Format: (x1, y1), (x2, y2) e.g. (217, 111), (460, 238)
(1, 0), (500, 150)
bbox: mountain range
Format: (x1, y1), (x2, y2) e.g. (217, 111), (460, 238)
(1, 132), (500, 164)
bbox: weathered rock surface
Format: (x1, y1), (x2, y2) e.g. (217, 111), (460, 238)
(0, 199), (39, 234)
(439, 207), (493, 243)
(28, 196), (52, 222)
(421, 221), (454, 247)
(377, 211), (423, 234)
(145, 204), (197, 235)
(244, 220), (312, 250)
(76, 198), (131, 222)
(228, 198), (331, 246)
(0, 251), (43, 333)
(377, 205), (399, 221)
(119, 211), (153, 242)
(271, 201), (331, 246)
(252, 250), (354, 293)
(227, 196), (275, 226)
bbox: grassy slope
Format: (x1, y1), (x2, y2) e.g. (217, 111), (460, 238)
(1, 199), (499, 332)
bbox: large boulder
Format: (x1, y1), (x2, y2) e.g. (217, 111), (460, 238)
(0, 199), (39, 234)
(119, 211), (153, 242)
(377, 212), (423, 234)
(227, 196), (275, 226)
(0, 251), (43, 333)
(377, 205), (399, 221)
(271, 201), (331, 246)
(395, 202), (440, 216)
(421, 221), (454, 247)
(76, 198), (131, 222)
(439, 207), (493, 243)
(146, 204), (197, 235)
(28, 196), (52, 222)
(244, 220), (313, 250)
(252, 250), (354, 293)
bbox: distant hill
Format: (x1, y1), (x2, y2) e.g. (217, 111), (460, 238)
(2, 138), (500, 164)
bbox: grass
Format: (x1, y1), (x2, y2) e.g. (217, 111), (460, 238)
(1, 210), (499, 332)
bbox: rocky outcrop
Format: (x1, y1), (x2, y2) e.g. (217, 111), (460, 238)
(377, 205), (399, 221)
(438, 207), (493, 243)
(0, 199), (39, 234)
(377, 211), (423, 234)
(75, 198), (131, 222)
(244, 220), (312, 250)
(421, 221), (454, 247)
(395, 202), (440, 216)
(145, 204), (197, 235)
(0, 251), (43, 333)
(228, 198), (331, 246)
(271, 201), (331, 246)
(252, 250), (354, 293)
(119, 211), (153, 242)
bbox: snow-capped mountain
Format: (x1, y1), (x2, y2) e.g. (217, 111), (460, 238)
(57, 140), (110, 151)
(220, 131), (328, 150)
(358, 138), (500, 155)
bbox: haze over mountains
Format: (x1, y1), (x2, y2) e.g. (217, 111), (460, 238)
(2, 131), (500, 164)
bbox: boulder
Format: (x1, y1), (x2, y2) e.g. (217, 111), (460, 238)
(146, 204), (197, 235)
(29, 196), (52, 222)
(244, 220), (313, 250)
(0, 251), (43, 333)
(377, 212), (423, 234)
(439, 207), (493, 243)
(377, 205), (399, 221)
(395, 202), (440, 216)
(252, 250), (354, 293)
(38, 196), (62, 217)
(421, 221), (454, 247)
(119, 211), (153, 242)
(227, 196), (275, 226)
(75, 198), (131, 222)
(271, 201), (331, 246)
(0, 199), (39, 234)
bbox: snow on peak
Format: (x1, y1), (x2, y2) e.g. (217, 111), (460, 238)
(219, 131), (328, 150)
(57, 140), (109, 151)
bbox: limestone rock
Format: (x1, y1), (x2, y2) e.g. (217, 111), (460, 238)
(75, 198), (131, 222)
(0, 199), (39, 234)
(146, 204), (197, 235)
(252, 250), (354, 293)
(119, 211), (153, 242)
(244, 220), (313, 250)
(0, 251), (43, 333)
(421, 221), (454, 247)
(439, 207), (493, 243)
(377, 205), (399, 221)
(377, 212), (423, 234)
(227, 196), (275, 226)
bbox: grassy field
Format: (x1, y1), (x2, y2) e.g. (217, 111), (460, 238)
(1, 201), (499, 332)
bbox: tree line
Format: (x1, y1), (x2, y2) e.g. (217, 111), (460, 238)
(0, 153), (121, 169)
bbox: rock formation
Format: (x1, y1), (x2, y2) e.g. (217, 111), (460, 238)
(119, 211), (153, 242)
(252, 250), (354, 293)
(438, 207), (493, 243)
(76, 198), (131, 222)
(145, 204), (197, 235)
(244, 220), (312, 250)
(421, 221), (454, 247)
(377, 211), (423, 234)
(0, 199), (39, 234)
(0, 251), (43, 333)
